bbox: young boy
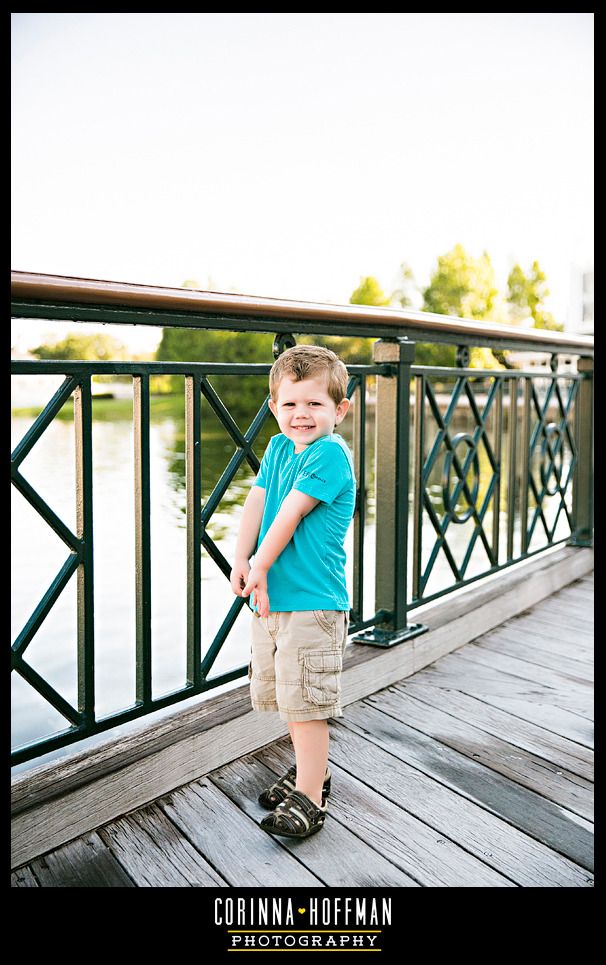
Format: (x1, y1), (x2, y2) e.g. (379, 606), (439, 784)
(230, 344), (356, 839)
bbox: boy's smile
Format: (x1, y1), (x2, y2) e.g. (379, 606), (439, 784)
(268, 375), (350, 453)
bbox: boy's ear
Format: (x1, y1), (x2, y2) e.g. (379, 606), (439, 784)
(268, 399), (278, 419)
(334, 398), (350, 428)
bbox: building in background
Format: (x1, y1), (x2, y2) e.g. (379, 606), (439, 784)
(567, 266), (594, 336)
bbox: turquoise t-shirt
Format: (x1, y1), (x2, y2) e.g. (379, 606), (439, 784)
(251, 432), (356, 613)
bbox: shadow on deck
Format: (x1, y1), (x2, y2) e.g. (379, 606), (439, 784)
(12, 572), (593, 888)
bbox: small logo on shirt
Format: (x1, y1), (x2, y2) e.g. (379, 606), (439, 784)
(300, 470), (326, 483)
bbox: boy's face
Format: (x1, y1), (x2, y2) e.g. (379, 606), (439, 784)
(268, 375), (350, 452)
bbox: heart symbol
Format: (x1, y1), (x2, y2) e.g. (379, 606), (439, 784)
(298, 908), (306, 914)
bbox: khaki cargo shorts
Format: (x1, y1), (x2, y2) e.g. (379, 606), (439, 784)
(249, 609), (350, 722)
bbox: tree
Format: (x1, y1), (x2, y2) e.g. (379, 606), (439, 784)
(419, 245), (504, 369)
(349, 276), (390, 307)
(507, 261), (564, 331)
(156, 326), (274, 419)
(29, 332), (133, 382)
(30, 332), (130, 361)
(423, 244), (498, 320)
(389, 261), (418, 308)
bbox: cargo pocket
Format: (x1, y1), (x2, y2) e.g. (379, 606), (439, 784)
(302, 649), (342, 706)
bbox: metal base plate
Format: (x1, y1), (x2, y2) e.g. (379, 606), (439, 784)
(350, 622), (428, 648)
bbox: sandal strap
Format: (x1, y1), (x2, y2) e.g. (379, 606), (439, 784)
(272, 790), (326, 833)
(284, 790), (325, 819)
(262, 766), (330, 803)
(263, 766), (297, 805)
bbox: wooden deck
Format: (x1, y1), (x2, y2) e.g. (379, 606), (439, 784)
(12, 572), (593, 888)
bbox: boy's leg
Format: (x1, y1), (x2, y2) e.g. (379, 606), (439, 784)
(288, 719), (329, 807)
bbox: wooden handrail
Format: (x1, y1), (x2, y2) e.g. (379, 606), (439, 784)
(11, 269), (593, 354)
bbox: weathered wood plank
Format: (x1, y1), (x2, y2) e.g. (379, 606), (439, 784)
(505, 601), (594, 636)
(11, 865), (39, 887)
(393, 677), (593, 773)
(97, 803), (228, 886)
(500, 611), (593, 648)
(157, 777), (323, 887)
(345, 700), (593, 870)
(10, 686), (263, 814)
(539, 585), (593, 608)
(455, 641), (594, 698)
(531, 599), (593, 627)
(471, 631), (593, 682)
(256, 740), (513, 887)
(552, 586), (594, 606)
(411, 659), (594, 746)
(26, 831), (136, 887)
(480, 622), (593, 665)
(428, 651), (592, 720)
(479, 694), (593, 748)
(363, 684), (593, 824)
(327, 720), (592, 885)
(209, 754), (418, 887)
(10, 709), (288, 870)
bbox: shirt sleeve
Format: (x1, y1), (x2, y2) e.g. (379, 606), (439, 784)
(252, 436), (273, 489)
(292, 444), (352, 505)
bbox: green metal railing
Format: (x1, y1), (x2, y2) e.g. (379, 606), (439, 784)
(11, 272), (594, 764)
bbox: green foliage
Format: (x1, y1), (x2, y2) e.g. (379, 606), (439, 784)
(389, 262), (418, 308)
(349, 266), (419, 310)
(156, 327), (274, 420)
(423, 244), (498, 320)
(530, 312), (564, 332)
(349, 276), (390, 307)
(507, 261), (564, 331)
(348, 268), (455, 367)
(420, 245), (504, 369)
(30, 332), (129, 361)
(29, 331), (133, 383)
(413, 341), (457, 368)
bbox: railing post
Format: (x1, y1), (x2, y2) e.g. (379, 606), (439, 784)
(74, 377), (95, 728)
(351, 337), (426, 647)
(569, 356), (594, 547)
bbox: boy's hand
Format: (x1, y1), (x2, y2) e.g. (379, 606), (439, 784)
(230, 558), (251, 598)
(241, 565), (270, 618)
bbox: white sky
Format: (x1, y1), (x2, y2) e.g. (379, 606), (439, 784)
(11, 12), (593, 352)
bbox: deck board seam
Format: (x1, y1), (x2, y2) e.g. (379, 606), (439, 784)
(356, 694), (593, 821)
(382, 685), (594, 773)
(331, 715), (592, 868)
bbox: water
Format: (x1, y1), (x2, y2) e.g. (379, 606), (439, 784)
(11, 373), (575, 761)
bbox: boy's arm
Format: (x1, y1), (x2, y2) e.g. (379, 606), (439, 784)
(241, 489), (320, 616)
(233, 485), (266, 563)
(253, 489), (320, 571)
(231, 485), (267, 600)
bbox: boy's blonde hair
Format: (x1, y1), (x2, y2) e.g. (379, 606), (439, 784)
(269, 345), (349, 407)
